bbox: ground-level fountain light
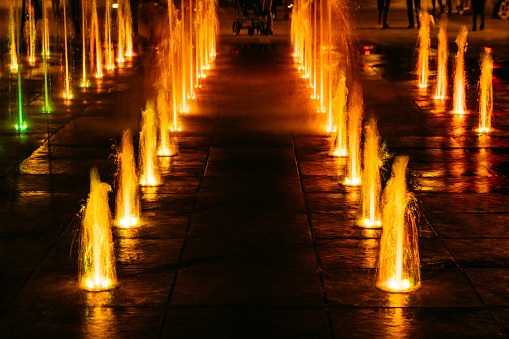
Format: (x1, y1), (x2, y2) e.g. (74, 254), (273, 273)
(376, 156), (421, 293)
(79, 168), (117, 291)
(139, 101), (161, 186)
(358, 118), (382, 228)
(115, 130), (141, 227)
(417, 12), (431, 89)
(434, 15), (447, 100)
(331, 74), (348, 157)
(452, 26), (468, 114)
(344, 82), (363, 186)
(478, 52), (493, 133)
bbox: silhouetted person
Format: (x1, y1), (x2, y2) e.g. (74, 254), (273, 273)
(472, 0), (485, 30)
(431, 0), (444, 13)
(263, 0), (273, 33)
(377, 0), (390, 28)
(406, 0), (420, 28)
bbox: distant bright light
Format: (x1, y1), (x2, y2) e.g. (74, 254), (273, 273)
(112, 3), (119, 8)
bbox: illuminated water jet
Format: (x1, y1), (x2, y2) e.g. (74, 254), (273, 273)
(124, 0), (134, 58)
(157, 87), (179, 156)
(117, 0), (125, 63)
(139, 101), (161, 186)
(10, 5), (18, 72)
(181, 0), (188, 113)
(63, 0), (72, 99)
(478, 52), (493, 133)
(27, 0), (36, 64)
(331, 74), (348, 157)
(115, 130), (141, 227)
(104, 0), (115, 70)
(376, 156), (421, 293)
(43, 1), (50, 56)
(167, 0), (181, 131)
(91, 0), (103, 78)
(42, 0), (50, 113)
(358, 118), (382, 228)
(434, 15), (447, 100)
(417, 12), (431, 89)
(452, 26), (468, 114)
(344, 82), (363, 186)
(79, 168), (117, 291)
(81, 0), (89, 87)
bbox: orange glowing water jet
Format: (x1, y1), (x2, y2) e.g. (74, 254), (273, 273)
(79, 168), (117, 291)
(452, 26), (468, 114)
(478, 52), (493, 133)
(91, 0), (103, 78)
(124, 0), (134, 58)
(81, 0), (88, 87)
(63, 0), (72, 99)
(417, 12), (432, 89)
(344, 82), (363, 186)
(167, 0), (181, 131)
(434, 15), (448, 100)
(43, 1), (50, 56)
(9, 5), (18, 72)
(157, 87), (179, 157)
(376, 156), (421, 293)
(104, 0), (114, 70)
(117, 0), (125, 63)
(139, 101), (161, 186)
(332, 74), (348, 157)
(358, 118), (382, 228)
(115, 130), (141, 227)
(27, 0), (36, 64)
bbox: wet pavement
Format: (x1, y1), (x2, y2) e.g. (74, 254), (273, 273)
(1, 2), (509, 338)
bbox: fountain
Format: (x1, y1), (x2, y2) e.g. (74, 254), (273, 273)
(79, 168), (117, 291)
(195, 0), (202, 87)
(26, 0), (36, 64)
(206, 0), (218, 65)
(344, 82), (363, 186)
(139, 100), (161, 186)
(312, 0), (317, 98)
(452, 26), (468, 114)
(417, 12), (431, 89)
(331, 73), (348, 157)
(14, 3), (26, 132)
(189, 0), (195, 100)
(81, 0), (89, 87)
(63, 0), (72, 99)
(43, 1), (50, 56)
(42, 0), (50, 113)
(478, 52), (493, 133)
(104, 0), (115, 70)
(167, 0), (181, 131)
(376, 156), (421, 293)
(434, 15), (448, 100)
(319, 0), (325, 113)
(115, 130), (141, 227)
(91, 0), (103, 78)
(358, 118), (382, 228)
(118, 0), (125, 64)
(10, 5), (18, 72)
(157, 87), (179, 156)
(181, 0), (188, 113)
(124, 0), (134, 58)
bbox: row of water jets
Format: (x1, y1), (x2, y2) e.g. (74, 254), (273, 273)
(418, 13), (493, 132)
(292, 4), (496, 293)
(8, 0), (134, 129)
(78, 0), (218, 291)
